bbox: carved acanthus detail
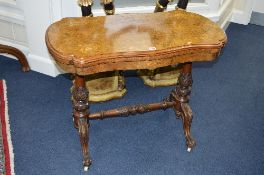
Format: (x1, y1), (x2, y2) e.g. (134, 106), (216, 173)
(78, 0), (93, 6)
(118, 104), (151, 116)
(101, 0), (113, 4)
(170, 72), (192, 103)
(72, 87), (89, 113)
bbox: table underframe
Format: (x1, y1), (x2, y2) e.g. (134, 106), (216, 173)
(71, 62), (196, 171)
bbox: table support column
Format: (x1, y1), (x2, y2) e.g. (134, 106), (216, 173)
(72, 75), (92, 171)
(170, 63), (196, 152)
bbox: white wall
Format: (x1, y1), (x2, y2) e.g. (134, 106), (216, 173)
(231, 0), (255, 25)
(234, 0), (246, 10)
(92, 0), (205, 8)
(0, 0), (239, 77)
(0, 0), (27, 47)
(253, 0), (264, 13)
(14, 0), (63, 76)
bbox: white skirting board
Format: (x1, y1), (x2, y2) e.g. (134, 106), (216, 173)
(26, 54), (65, 77)
(250, 12), (264, 26)
(0, 39), (64, 77)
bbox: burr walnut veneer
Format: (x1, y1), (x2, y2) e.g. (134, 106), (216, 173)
(46, 9), (227, 171)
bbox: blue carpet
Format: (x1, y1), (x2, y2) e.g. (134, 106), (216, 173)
(0, 23), (264, 175)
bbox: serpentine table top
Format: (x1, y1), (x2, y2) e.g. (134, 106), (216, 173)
(46, 10), (227, 75)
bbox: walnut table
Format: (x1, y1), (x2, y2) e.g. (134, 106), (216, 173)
(45, 10), (227, 171)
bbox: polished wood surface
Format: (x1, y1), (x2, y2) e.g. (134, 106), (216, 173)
(144, 0), (188, 88)
(46, 10), (226, 75)
(0, 44), (30, 72)
(89, 100), (175, 119)
(79, 0), (126, 103)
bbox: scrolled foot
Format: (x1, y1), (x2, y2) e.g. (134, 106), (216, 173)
(22, 66), (30, 72)
(186, 137), (196, 151)
(77, 118), (92, 170)
(83, 159), (92, 171)
(181, 103), (196, 150)
(84, 166), (89, 171)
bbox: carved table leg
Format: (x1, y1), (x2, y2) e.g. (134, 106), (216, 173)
(170, 63), (196, 152)
(72, 75), (92, 171)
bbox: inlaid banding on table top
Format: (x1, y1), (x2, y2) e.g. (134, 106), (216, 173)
(46, 10), (227, 74)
